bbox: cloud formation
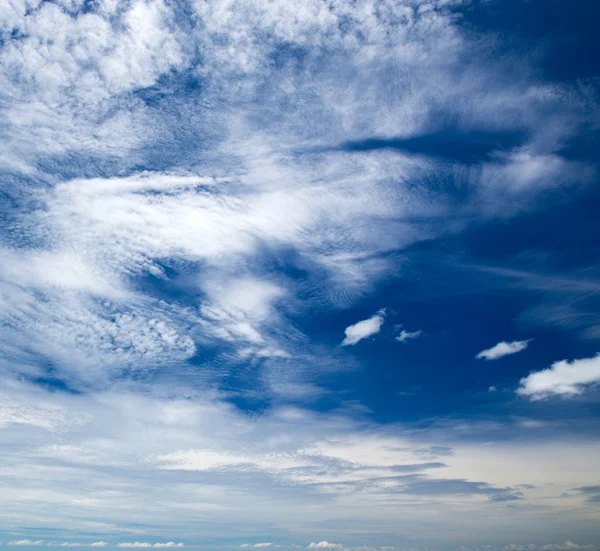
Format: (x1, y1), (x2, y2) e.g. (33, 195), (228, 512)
(48, 544), (107, 548)
(476, 340), (531, 360)
(0, 0), (599, 548)
(396, 329), (423, 343)
(116, 544), (183, 549)
(517, 354), (600, 399)
(308, 544), (342, 549)
(341, 311), (386, 346)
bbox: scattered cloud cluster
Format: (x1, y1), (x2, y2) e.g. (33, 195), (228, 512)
(308, 544), (342, 550)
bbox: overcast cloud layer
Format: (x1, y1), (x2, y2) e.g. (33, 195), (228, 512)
(1, 0), (599, 550)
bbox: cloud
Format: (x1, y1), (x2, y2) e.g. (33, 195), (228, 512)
(476, 340), (531, 360)
(396, 329), (423, 343)
(308, 544), (342, 549)
(517, 354), (600, 399)
(9, 543), (45, 547)
(1, 377), (600, 544)
(539, 543), (598, 551)
(341, 310), (386, 346)
(0, 0), (598, 547)
(47, 544), (107, 548)
(240, 545), (273, 549)
(117, 545), (183, 549)
(573, 486), (600, 504)
(489, 492), (523, 502)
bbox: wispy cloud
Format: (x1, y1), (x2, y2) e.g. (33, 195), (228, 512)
(308, 543), (342, 549)
(47, 544), (107, 548)
(117, 544), (183, 549)
(0, 0), (598, 547)
(396, 329), (423, 343)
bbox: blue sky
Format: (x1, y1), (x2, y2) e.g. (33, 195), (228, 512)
(0, 0), (599, 550)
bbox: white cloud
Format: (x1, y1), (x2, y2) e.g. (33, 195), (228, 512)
(539, 543), (598, 551)
(308, 543), (342, 549)
(396, 329), (423, 343)
(47, 544), (107, 548)
(240, 545), (273, 548)
(0, 0), (598, 547)
(476, 340), (531, 360)
(117, 544), (182, 549)
(517, 354), (600, 399)
(341, 310), (386, 346)
(9, 542), (45, 547)
(0, 378), (599, 544)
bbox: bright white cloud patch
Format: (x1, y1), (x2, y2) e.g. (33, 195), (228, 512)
(9, 542), (45, 547)
(341, 310), (386, 346)
(517, 354), (600, 399)
(308, 543), (342, 549)
(476, 340), (531, 360)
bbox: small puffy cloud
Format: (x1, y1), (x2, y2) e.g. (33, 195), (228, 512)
(341, 310), (386, 346)
(476, 340), (531, 360)
(308, 544), (342, 549)
(9, 542), (45, 547)
(517, 354), (600, 399)
(396, 329), (423, 343)
(488, 386), (497, 392)
(240, 545), (273, 549)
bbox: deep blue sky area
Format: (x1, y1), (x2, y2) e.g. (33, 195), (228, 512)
(0, 0), (599, 549)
